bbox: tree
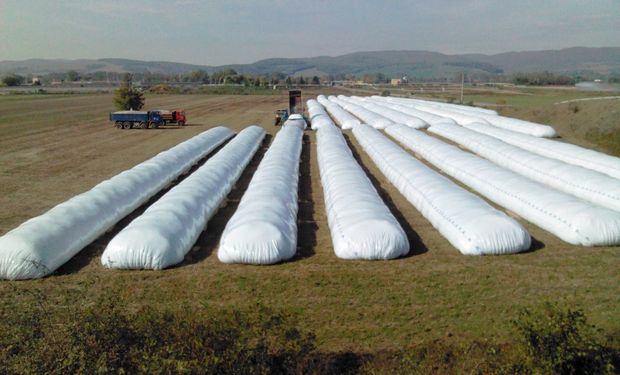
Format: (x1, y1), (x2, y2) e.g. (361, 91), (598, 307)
(67, 70), (79, 82)
(311, 76), (320, 85)
(285, 76), (292, 86)
(113, 74), (144, 110)
(2, 74), (24, 86)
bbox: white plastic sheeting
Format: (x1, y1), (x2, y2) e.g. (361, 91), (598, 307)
(344, 96), (428, 129)
(284, 114), (307, 130)
(316, 119), (409, 259)
(385, 96), (498, 115)
(218, 124), (303, 264)
(354, 124), (530, 255)
(317, 95), (361, 129)
(429, 123), (620, 212)
(369, 97), (457, 126)
(0, 127), (234, 279)
(388, 97), (556, 137)
(102, 126), (265, 270)
(463, 122), (620, 180)
(386, 124), (620, 246)
(307, 99), (332, 131)
(331, 95), (393, 129)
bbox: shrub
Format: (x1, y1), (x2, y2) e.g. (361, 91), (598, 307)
(513, 303), (618, 374)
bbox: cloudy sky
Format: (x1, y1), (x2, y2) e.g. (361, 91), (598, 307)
(1, 0), (619, 65)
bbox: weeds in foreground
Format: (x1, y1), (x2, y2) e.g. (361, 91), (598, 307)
(0, 290), (617, 374)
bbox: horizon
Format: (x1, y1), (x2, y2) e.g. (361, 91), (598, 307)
(1, 0), (619, 65)
(3, 45), (620, 67)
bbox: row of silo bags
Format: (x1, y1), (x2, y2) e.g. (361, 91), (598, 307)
(218, 122), (304, 264)
(373, 96), (557, 138)
(428, 123), (620, 212)
(461, 122), (620, 180)
(385, 124), (620, 246)
(0, 127), (235, 280)
(316, 95), (360, 129)
(314, 113), (409, 259)
(102, 126), (266, 269)
(327, 95), (393, 129)
(353, 124), (530, 255)
(338, 96), (427, 129)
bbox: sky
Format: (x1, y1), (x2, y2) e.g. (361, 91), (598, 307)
(1, 0), (619, 66)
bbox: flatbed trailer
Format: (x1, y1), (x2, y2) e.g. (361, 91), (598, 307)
(109, 111), (163, 129)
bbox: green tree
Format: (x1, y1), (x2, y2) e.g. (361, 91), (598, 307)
(285, 76), (292, 85)
(113, 74), (144, 110)
(2, 74), (24, 86)
(67, 70), (79, 82)
(311, 75), (320, 85)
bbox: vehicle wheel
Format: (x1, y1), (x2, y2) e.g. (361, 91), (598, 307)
(115, 121), (122, 129)
(122, 121), (130, 129)
(178, 121), (185, 126)
(139, 121), (148, 129)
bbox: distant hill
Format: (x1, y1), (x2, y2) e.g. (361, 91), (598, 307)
(1, 47), (619, 79)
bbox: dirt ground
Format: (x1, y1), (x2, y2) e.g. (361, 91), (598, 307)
(0, 93), (618, 352)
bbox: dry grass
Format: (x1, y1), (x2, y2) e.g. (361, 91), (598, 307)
(0, 92), (618, 354)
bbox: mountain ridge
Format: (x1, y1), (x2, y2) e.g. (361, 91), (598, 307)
(2, 47), (619, 79)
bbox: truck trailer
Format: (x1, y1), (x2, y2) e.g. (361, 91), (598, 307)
(109, 110), (186, 129)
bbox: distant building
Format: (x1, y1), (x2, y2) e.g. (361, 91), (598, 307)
(31, 77), (40, 85)
(390, 78), (402, 86)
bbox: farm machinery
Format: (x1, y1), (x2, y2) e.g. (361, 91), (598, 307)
(109, 109), (186, 129)
(275, 90), (307, 126)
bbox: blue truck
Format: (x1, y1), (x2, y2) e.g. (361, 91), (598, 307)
(109, 110), (187, 129)
(109, 110), (163, 129)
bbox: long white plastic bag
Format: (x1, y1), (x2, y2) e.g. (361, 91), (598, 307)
(345, 96), (427, 129)
(354, 124), (530, 255)
(463, 122), (620, 180)
(316, 120), (409, 259)
(369, 97), (457, 126)
(386, 124), (620, 246)
(218, 123), (303, 264)
(0, 127), (234, 280)
(317, 95), (361, 129)
(429, 123), (620, 212)
(102, 126), (265, 270)
(332, 96), (393, 129)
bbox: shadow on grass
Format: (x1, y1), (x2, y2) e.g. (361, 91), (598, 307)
(54, 138), (234, 276)
(343, 133), (428, 258)
(294, 133), (317, 261)
(181, 134), (273, 265)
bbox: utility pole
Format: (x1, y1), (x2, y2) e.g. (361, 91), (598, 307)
(460, 71), (464, 104)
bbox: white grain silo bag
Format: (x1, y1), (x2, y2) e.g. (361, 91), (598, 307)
(354, 124), (530, 255)
(344, 96), (427, 129)
(334, 96), (393, 129)
(307, 99), (332, 131)
(101, 126), (265, 270)
(0, 126), (234, 279)
(386, 124), (620, 246)
(283, 114), (307, 130)
(463, 122), (620, 180)
(320, 96), (361, 129)
(218, 124), (303, 264)
(429, 123), (620, 212)
(370, 97), (457, 126)
(314, 117), (409, 259)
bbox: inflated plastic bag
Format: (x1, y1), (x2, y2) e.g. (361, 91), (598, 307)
(429, 123), (620, 212)
(0, 127), (234, 279)
(386, 124), (620, 246)
(316, 119), (409, 259)
(331, 96), (393, 129)
(307, 99), (332, 131)
(345, 96), (427, 129)
(463, 122), (620, 180)
(218, 124), (303, 264)
(317, 95), (360, 129)
(354, 124), (530, 255)
(370, 97), (457, 126)
(102, 126), (265, 270)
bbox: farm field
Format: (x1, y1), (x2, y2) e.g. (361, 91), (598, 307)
(0, 90), (618, 361)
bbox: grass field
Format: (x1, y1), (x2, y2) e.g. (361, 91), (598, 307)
(0, 89), (618, 370)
